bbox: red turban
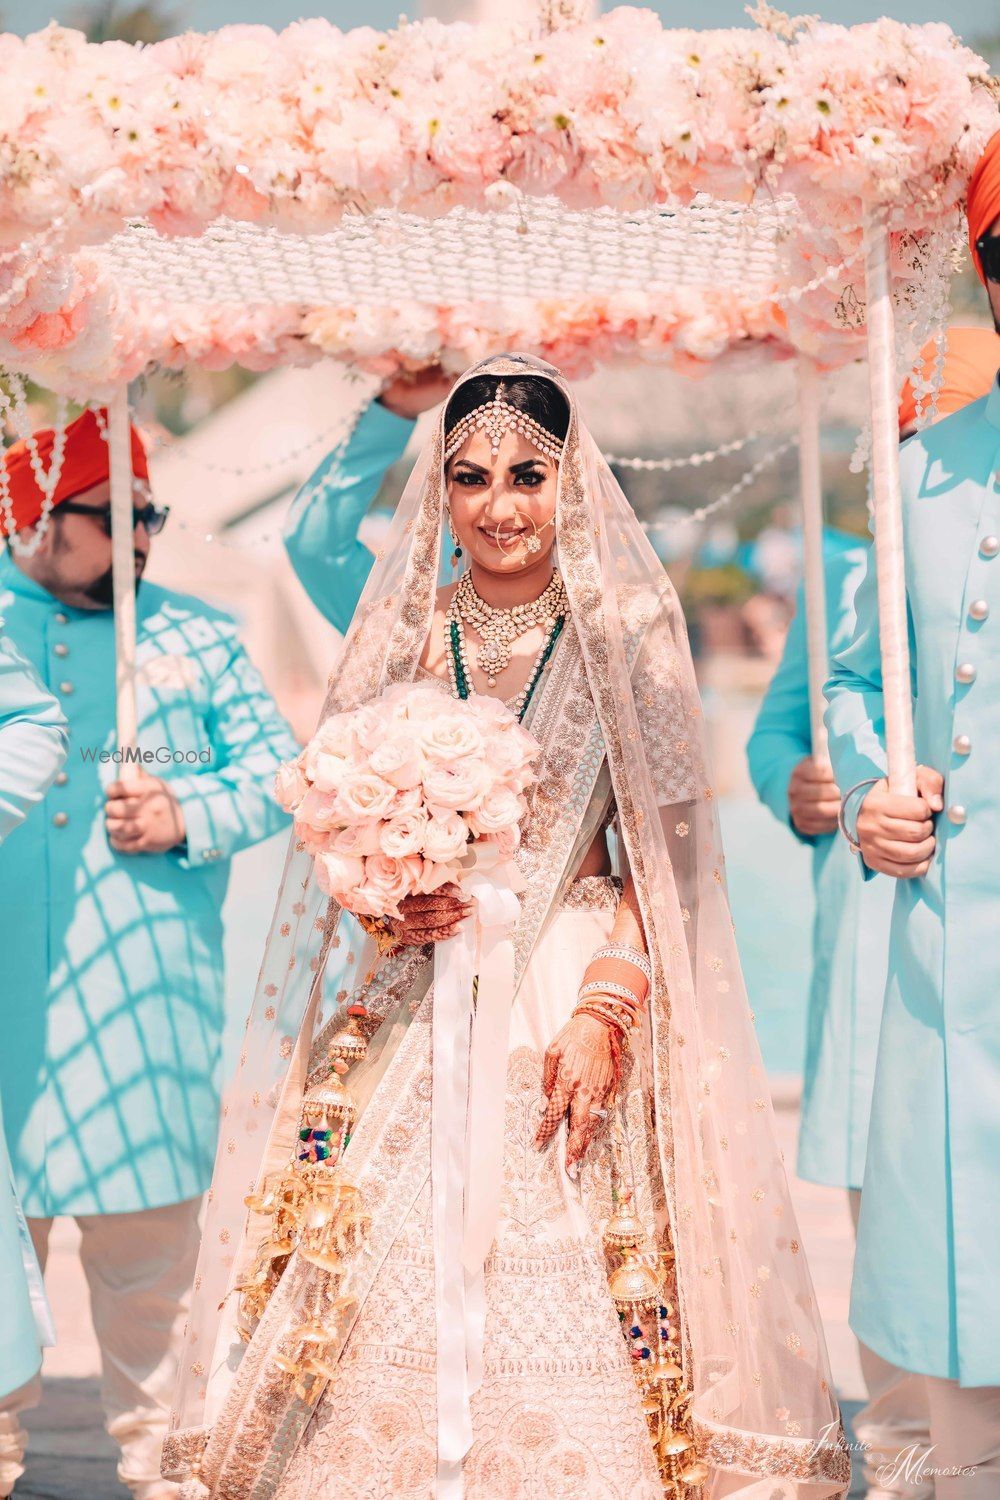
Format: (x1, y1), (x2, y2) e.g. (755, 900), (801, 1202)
(967, 128), (1000, 284)
(898, 326), (1000, 435)
(0, 407), (149, 537)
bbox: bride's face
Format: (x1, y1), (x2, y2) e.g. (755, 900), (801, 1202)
(445, 425), (558, 577)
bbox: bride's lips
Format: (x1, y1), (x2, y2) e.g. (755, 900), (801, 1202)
(478, 525), (527, 547)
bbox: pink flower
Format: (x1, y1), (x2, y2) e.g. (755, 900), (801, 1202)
(423, 758), (492, 813)
(274, 756), (309, 812)
(487, 826), (520, 860)
(295, 786), (342, 832)
(354, 853), (423, 920)
(316, 851), (365, 904)
(467, 785), (526, 838)
(369, 735), (425, 790)
(419, 714), (485, 762)
(378, 808), (430, 859)
(422, 811), (471, 865)
(330, 821), (383, 858)
(335, 771), (398, 822)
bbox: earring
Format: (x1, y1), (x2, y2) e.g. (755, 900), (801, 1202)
(447, 512), (463, 576)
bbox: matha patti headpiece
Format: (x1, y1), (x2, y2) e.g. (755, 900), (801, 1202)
(444, 392), (565, 465)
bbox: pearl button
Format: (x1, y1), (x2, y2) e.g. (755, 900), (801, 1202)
(968, 599), (990, 622)
(980, 535), (1000, 559)
(53, 611), (68, 625)
(955, 662), (977, 685)
(53, 642), (69, 657)
(953, 734), (972, 756)
(54, 770), (68, 785)
(947, 804), (967, 826)
(59, 680), (74, 695)
(52, 811), (68, 827)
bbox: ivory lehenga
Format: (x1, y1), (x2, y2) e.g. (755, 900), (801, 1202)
(165, 356), (850, 1500)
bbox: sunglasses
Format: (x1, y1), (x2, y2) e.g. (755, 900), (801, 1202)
(58, 499), (170, 537)
(975, 234), (1000, 285)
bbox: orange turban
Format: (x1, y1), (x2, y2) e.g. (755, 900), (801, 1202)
(0, 408), (149, 536)
(898, 326), (1000, 435)
(967, 128), (1000, 284)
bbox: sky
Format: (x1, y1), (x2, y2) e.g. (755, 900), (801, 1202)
(5, 0), (997, 43)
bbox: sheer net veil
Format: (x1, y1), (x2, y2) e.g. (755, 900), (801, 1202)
(170, 354), (848, 1495)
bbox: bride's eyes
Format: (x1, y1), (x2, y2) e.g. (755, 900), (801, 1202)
(451, 469), (546, 488)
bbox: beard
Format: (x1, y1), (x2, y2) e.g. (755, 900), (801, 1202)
(83, 554), (146, 608)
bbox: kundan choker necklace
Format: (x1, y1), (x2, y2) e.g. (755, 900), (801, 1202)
(445, 569), (567, 720)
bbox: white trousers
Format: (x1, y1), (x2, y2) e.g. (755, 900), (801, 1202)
(0, 1197), (200, 1500)
(848, 1189), (934, 1498)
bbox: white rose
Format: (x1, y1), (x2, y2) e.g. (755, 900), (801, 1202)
(420, 714), (485, 762)
(379, 808), (430, 858)
(422, 811), (472, 864)
(274, 756), (309, 812)
(316, 851), (365, 904)
(369, 736), (425, 790)
(335, 771), (398, 822)
(466, 785), (526, 837)
(331, 820), (383, 858)
(423, 758), (492, 812)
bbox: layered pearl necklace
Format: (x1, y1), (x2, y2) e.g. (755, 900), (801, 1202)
(445, 569), (567, 720)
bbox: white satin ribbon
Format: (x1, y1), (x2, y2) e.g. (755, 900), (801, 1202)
(432, 850), (522, 1500)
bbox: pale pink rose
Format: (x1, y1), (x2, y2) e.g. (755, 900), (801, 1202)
(423, 758), (492, 812)
(316, 850), (365, 903)
(295, 786), (342, 832)
(369, 735), (425, 790)
(419, 714), (485, 762)
(355, 853), (423, 919)
(487, 826), (520, 860)
(389, 786), (424, 817)
(335, 771), (398, 822)
(308, 748), (356, 793)
(331, 820), (383, 858)
(417, 860), (462, 895)
(379, 808), (430, 858)
(422, 810), (471, 864)
(467, 785), (526, 837)
(274, 756), (309, 812)
(483, 725), (539, 784)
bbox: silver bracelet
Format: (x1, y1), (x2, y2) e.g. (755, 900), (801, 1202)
(589, 944), (652, 982)
(577, 979), (642, 1012)
(837, 777), (882, 855)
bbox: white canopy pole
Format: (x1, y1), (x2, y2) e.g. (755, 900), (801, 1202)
(862, 210), (917, 797)
(108, 386), (139, 782)
(796, 357), (828, 760)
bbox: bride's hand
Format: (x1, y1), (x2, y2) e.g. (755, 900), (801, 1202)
(388, 883), (472, 946)
(535, 1014), (618, 1176)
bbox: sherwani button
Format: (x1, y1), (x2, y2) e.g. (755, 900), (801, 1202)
(979, 535), (1000, 558)
(953, 734), (972, 756)
(947, 804), (967, 826)
(53, 642), (69, 657)
(968, 599), (989, 622)
(52, 811), (68, 828)
(59, 680), (74, 695)
(54, 771), (68, 786)
(955, 662), (977, 685)
(53, 611), (69, 625)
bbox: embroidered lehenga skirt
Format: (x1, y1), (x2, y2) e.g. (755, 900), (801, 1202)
(274, 876), (664, 1500)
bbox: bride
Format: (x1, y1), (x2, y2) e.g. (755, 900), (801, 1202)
(164, 355), (849, 1499)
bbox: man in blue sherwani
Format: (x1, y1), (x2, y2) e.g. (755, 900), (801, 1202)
(0, 410), (298, 1499)
(825, 135), (1000, 1494)
(0, 627), (66, 1499)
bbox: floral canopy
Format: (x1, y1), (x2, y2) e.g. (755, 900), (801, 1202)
(0, 7), (994, 399)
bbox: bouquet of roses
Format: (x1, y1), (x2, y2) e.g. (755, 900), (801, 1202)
(274, 681), (539, 928)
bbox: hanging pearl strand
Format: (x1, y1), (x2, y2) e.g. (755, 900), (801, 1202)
(446, 567), (567, 685)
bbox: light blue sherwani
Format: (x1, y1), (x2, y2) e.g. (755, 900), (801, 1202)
(0, 555), (298, 1219)
(0, 627), (66, 1397)
(825, 380), (1000, 1386)
(284, 399), (414, 632)
(748, 531), (893, 1190)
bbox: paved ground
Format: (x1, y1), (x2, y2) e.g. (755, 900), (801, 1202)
(12, 1093), (866, 1499)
